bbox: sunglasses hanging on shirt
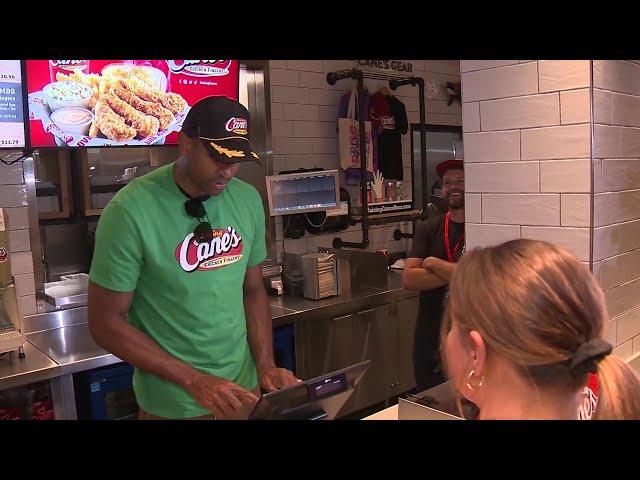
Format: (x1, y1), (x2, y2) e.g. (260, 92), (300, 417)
(177, 184), (214, 243)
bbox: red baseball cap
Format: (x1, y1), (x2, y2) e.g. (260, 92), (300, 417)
(436, 159), (464, 178)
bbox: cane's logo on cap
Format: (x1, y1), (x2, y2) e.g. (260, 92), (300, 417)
(225, 117), (248, 135)
(0, 247), (7, 263)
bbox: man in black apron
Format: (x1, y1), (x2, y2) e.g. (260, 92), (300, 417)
(402, 159), (465, 391)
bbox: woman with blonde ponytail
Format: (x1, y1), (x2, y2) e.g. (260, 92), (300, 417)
(441, 238), (640, 420)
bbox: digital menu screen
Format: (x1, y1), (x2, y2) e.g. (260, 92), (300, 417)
(26, 60), (240, 148)
(0, 60), (26, 149)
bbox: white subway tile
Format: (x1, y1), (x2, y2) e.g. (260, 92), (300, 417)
(284, 104), (320, 121)
(621, 127), (640, 157)
(426, 98), (461, 115)
(421, 60), (459, 76)
(606, 278), (640, 318)
(593, 224), (621, 261)
(271, 86), (309, 104)
(271, 155), (286, 174)
(0, 162), (23, 185)
(270, 103), (284, 121)
(620, 219), (640, 253)
(286, 61), (324, 72)
(270, 69), (300, 87)
(540, 159), (591, 193)
(8, 229), (30, 253)
(480, 93), (560, 131)
(462, 62), (538, 102)
(482, 194), (560, 226)
(612, 92), (640, 127)
(466, 162), (539, 193)
(600, 249), (640, 290)
(309, 88), (346, 106)
(593, 89), (612, 125)
(521, 124), (590, 160)
(465, 194), (481, 223)
(271, 120), (293, 138)
(594, 60), (640, 95)
(311, 138), (338, 154)
(13, 272), (34, 296)
(462, 102), (480, 132)
(460, 60), (518, 73)
(592, 261), (602, 285)
(299, 71), (331, 89)
(0, 185), (27, 208)
(17, 294), (36, 318)
(613, 340), (633, 358)
(594, 159), (604, 193)
(463, 130), (520, 163)
(5, 207), (29, 230)
(602, 159), (640, 192)
(592, 192), (610, 227)
(616, 304), (640, 343)
(10, 251), (33, 275)
(604, 319), (617, 345)
(293, 121), (336, 138)
(593, 61), (604, 89)
(323, 60), (355, 72)
(594, 125), (622, 158)
(318, 105), (338, 122)
(560, 89), (590, 124)
(520, 226), (590, 262)
(274, 137), (313, 155)
(595, 190), (640, 226)
(561, 194), (590, 227)
(538, 60), (590, 92)
(465, 223), (520, 251)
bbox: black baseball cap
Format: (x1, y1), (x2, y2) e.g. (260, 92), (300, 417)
(180, 96), (260, 164)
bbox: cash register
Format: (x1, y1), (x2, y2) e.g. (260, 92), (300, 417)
(250, 361), (370, 420)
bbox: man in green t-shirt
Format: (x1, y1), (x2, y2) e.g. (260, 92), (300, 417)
(88, 96), (299, 419)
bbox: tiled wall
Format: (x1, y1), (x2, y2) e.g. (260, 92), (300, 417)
(268, 60), (461, 261)
(592, 60), (640, 357)
(461, 60), (592, 267)
(0, 154), (35, 318)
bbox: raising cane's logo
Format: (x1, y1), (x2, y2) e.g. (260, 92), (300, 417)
(225, 117), (247, 135)
(167, 60), (233, 78)
(0, 247), (7, 263)
(175, 226), (243, 272)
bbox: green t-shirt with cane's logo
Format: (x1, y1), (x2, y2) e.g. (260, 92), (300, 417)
(89, 163), (267, 419)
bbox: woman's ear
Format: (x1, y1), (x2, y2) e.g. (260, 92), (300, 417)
(468, 330), (487, 378)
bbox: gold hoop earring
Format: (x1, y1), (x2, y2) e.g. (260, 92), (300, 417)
(466, 369), (484, 390)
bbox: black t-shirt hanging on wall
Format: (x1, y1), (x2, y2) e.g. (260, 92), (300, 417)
(377, 95), (408, 181)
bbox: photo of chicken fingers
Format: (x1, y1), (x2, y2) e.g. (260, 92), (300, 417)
(113, 81), (174, 130)
(160, 92), (188, 115)
(125, 78), (187, 115)
(102, 93), (160, 139)
(94, 99), (137, 142)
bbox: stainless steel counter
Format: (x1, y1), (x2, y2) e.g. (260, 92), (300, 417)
(27, 323), (119, 376)
(0, 342), (61, 390)
(1, 270), (417, 391)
